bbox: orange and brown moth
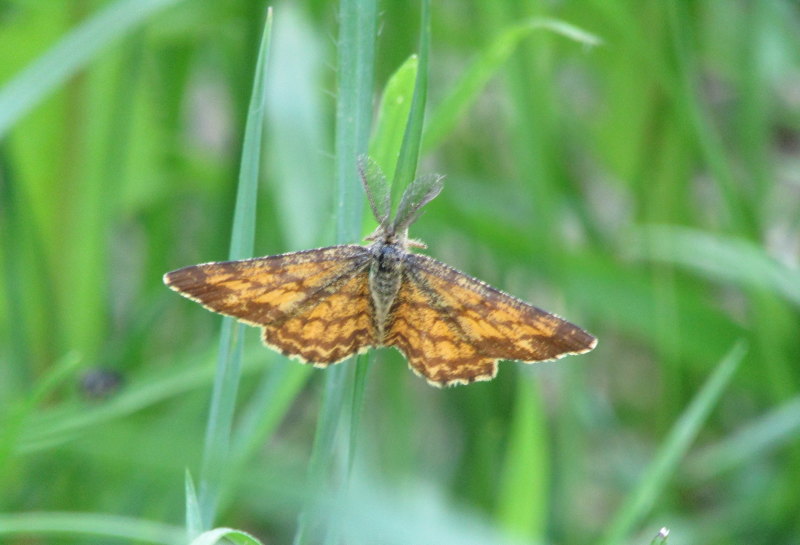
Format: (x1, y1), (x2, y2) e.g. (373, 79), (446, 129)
(164, 158), (596, 387)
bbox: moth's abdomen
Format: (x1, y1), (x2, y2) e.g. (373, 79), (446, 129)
(369, 242), (404, 340)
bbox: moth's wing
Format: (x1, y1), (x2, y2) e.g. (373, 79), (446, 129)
(261, 265), (376, 365)
(164, 245), (377, 364)
(385, 253), (596, 387)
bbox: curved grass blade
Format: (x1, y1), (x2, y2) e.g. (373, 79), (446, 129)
(599, 342), (746, 545)
(198, 7), (273, 530)
(390, 0), (431, 204)
(185, 470), (203, 541)
(423, 18), (601, 152)
(0, 512), (184, 545)
(293, 0), (377, 543)
(368, 55), (417, 180)
(687, 394), (800, 482)
(189, 527), (264, 545)
(0, 0), (184, 138)
(630, 225), (800, 309)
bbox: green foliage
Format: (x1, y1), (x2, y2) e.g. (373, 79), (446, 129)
(2, 1), (800, 544)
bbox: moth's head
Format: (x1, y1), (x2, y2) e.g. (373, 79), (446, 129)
(357, 154), (444, 241)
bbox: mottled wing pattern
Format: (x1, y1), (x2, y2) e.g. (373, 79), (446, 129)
(163, 245), (376, 365)
(385, 254), (597, 386)
(261, 267), (376, 364)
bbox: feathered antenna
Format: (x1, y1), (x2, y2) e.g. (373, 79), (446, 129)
(357, 155), (391, 229)
(392, 171), (444, 233)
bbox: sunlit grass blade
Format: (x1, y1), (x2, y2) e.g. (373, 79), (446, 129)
(368, 55), (417, 180)
(649, 527), (670, 545)
(321, 472), (527, 545)
(189, 527), (264, 545)
(599, 342), (747, 545)
(0, 512), (184, 545)
(495, 380), (547, 541)
(198, 7), (273, 529)
(0, 0), (184, 138)
(390, 0), (431, 202)
(293, 0), (376, 543)
(687, 394), (800, 481)
(666, 2), (755, 234)
(229, 361), (312, 474)
(0, 353), (81, 478)
(630, 225), (800, 308)
(185, 470), (203, 541)
(423, 18), (601, 152)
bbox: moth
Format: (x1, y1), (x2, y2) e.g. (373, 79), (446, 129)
(164, 158), (596, 386)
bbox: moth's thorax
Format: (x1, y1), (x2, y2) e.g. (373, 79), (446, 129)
(368, 238), (406, 341)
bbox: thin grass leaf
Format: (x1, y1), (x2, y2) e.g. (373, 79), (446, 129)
(0, 0), (184, 138)
(294, 0), (376, 543)
(198, 8), (273, 529)
(368, 55), (417, 181)
(423, 18), (601, 151)
(390, 0), (431, 203)
(323, 473), (527, 545)
(189, 527), (264, 545)
(687, 395), (800, 481)
(0, 512), (184, 545)
(666, 2), (756, 234)
(649, 527), (670, 545)
(0, 352), (81, 474)
(495, 380), (547, 541)
(229, 361), (312, 476)
(600, 342), (747, 545)
(19, 349), (223, 453)
(185, 470), (203, 541)
(630, 225), (800, 308)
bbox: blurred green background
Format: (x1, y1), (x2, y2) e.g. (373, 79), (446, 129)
(1, 0), (800, 544)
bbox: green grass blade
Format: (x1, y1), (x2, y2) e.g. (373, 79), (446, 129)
(0, 512), (184, 545)
(368, 55), (418, 180)
(600, 342), (747, 545)
(687, 395), (800, 481)
(189, 527), (264, 545)
(390, 0), (431, 200)
(0, 0), (184, 138)
(293, 0), (376, 543)
(495, 379), (548, 541)
(649, 527), (670, 545)
(198, 8), (273, 529)
(630, 225), (800, 308)
(666, 2), (755, 235)
(0, 353), (81, 477)
(185, 470), (203, 541)
(423, 18), (601, 152)
(229, 361), (312, 473)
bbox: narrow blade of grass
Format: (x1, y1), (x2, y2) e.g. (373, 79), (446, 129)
(423, 18), (601, 152)
(189, 527), (264, 545)
(0, 352), (81, 478)
(368, 55), (417, 180)
(293, 0), (376, 543)
(649, 527), (670, 545)
(0, 0), (184, 138)
(687, 395), (800, 481)
(495, 379), (548, 541)
(0, 512), (184, 545)
(600, 342), (747, 545)
(185, 470), (203, 541)
(630, 225), (800, 308)
(198, 8), (273, 529)
(390, 0), (431, 205)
